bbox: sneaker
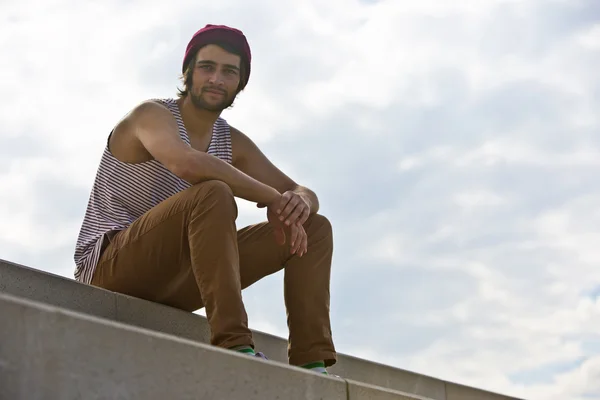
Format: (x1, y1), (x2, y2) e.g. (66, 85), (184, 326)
(252, 351), (340, 378)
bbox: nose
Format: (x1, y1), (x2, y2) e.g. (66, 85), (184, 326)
(208, 70), (225, 86)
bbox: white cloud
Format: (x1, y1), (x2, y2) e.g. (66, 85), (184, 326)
(453, 189), (508, 208)
(576, 23), (600, 49)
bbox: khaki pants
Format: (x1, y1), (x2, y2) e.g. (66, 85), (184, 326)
(91, 180), (336, 367)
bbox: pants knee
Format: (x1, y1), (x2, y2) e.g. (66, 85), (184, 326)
(196, 180), (233, 196)
(306, 214), (333, 243)
(190, 180), (237, 219)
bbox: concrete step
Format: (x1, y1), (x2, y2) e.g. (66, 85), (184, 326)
(0, 292), (434, 400)
(0, 259), (523, 400)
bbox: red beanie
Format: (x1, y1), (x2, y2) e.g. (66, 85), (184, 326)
(182, 24), (252, 90)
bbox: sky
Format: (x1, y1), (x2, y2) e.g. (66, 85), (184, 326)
(1, 0), (599, 399)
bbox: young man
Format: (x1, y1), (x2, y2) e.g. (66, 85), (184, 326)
(73, 24), (336, 374)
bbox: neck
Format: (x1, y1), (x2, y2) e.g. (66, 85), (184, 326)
(178, 96), (220, 137)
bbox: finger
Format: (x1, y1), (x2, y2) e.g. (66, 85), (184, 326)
(303, 228), (308, 255)
(278, 192), (293, 215)
(290, 223), (299, 251)
(298, 207), (310, 226)
(274, 226), (286, 246)
(293, 226), (303, 255)
(280, 197), (299, 222)
(285, 204), (306, 226)
(281, 227), (288, 246)
(299, 227), (308, 256)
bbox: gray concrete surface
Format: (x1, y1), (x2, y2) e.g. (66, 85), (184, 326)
(0, 292), (347, 400)
(0, 258), (117, 319)
(115, 292), (212, 344)
(329, 355), (446, 399)
(348, 380), (434, 399)
(0, 259), (524, 400)
(446, 383), (518, 400)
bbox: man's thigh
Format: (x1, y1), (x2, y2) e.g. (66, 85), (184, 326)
(91, 186), (204, 311)
(236, 213), (331, 290)
(237, 220), (293, 289)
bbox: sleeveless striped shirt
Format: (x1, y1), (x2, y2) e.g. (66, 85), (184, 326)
(73, 98), (233, 284)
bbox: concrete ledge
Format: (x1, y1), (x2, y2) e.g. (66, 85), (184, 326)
(446, 383), (517, 400)
(0, 258), (117, 319)
(348, 380), (433, 400)
(330, 354), (446, 399)
(0, 259), (523, 400)
(115, 292), (212, 345)
(0, 292), (348, 400)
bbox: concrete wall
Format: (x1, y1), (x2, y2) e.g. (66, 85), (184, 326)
(0, 293), (349, 400)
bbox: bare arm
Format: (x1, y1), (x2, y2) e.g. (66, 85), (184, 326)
(231, 126), (319, 214)
(231, 126), (318, 256)
(119, 101), (281, 206)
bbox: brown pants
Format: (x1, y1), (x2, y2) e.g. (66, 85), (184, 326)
(91, 180), (336, 367)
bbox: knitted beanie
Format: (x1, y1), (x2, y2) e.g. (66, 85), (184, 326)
(182, 24), (252, 90)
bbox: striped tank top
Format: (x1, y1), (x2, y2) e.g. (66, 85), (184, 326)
(73, 98), (233, 284)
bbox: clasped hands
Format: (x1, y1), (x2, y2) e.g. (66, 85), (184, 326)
(258, 191), (310, 257)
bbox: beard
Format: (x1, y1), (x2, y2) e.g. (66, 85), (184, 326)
(189, 86), (236, 112)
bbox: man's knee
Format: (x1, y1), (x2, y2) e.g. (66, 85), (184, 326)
(189, 180), (237, 217)
(306, 213), (333, 240)
(193, 179), (233, 197)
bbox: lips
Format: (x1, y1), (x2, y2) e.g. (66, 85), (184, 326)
(204, 89), (226, 96)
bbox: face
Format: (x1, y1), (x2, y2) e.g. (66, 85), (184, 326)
(188, 44), (242, 112)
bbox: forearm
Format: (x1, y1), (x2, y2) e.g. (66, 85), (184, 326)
(180, 151), (281, 205)
(293, 185), (319, 213)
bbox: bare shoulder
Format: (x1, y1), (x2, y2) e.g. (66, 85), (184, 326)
(124, 100), (173, 127)
(109, 100), (175, 163)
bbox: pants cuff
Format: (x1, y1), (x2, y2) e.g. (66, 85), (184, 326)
(215, 335), (255, 351)
(289, 349), (337, 368)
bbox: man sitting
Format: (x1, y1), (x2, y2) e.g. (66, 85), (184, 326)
(73, 24), (337, 375)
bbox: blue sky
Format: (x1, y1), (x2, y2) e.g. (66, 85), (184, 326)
(1, 0), (599, 399)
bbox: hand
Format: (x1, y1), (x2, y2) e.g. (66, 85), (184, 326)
(263, 190), (311, 227)
(265, 202), (308, 257)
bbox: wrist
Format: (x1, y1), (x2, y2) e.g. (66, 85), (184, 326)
(266, 187), (282, 208)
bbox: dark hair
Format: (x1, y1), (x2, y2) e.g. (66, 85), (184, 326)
(177, 41), (248, 98)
